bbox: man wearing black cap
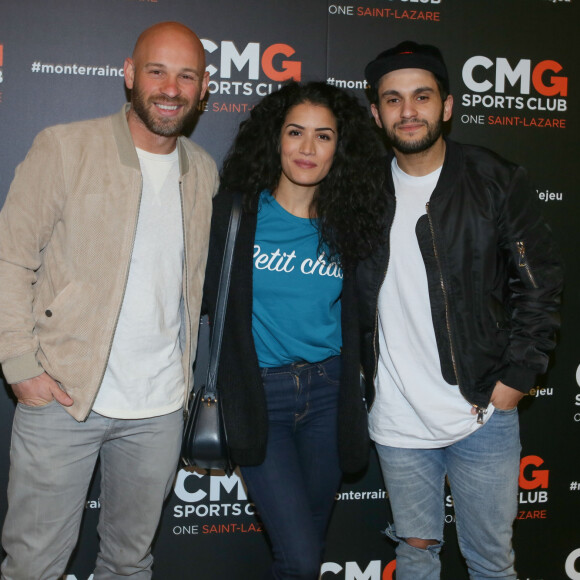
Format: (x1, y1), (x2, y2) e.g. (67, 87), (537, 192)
(357, 41), (562, 578)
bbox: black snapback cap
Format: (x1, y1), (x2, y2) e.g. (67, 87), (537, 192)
(365, 40), (449, 93)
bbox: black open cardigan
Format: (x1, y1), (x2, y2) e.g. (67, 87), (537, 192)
(202, 191), (370, 473)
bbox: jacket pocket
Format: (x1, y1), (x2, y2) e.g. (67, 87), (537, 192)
(34, 282), (99, 380)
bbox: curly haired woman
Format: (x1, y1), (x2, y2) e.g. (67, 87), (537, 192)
(204, 82), (386, 579)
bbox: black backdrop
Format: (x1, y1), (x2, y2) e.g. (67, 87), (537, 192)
(0, 1), (578, 579)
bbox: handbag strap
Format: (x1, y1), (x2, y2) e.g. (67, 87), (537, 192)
(204, 193), (242, 399)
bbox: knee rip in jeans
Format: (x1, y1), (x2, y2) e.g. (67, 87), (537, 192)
(383, 524), (443, 556)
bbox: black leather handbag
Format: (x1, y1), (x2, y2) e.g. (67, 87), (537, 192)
(181, 194), (242, 474)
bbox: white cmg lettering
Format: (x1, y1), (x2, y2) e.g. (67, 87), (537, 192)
(174, 470), (206, 503)
(463, 57), (532, 94)
(202, 39), (260, 79)
(495, 58), (531, 94)
(462, 56), (493, 92)
(174, 470), (246, 503)
(321, 562), (343, 575)
(565, 548), (580, 579)
(321, 560), (382, 579)
(209, 473), (247, 502)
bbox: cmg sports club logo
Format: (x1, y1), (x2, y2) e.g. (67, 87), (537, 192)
(200, 38), (302, 113)
(460, 54), (568, 129)
(200, 38), (301, 113)
(171, 469), (262, 536)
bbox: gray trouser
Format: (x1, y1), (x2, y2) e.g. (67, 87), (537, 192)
(1, 401), (183, 580)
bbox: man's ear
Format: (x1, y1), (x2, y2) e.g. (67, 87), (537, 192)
(124, 58), (135, 90)
(370, 104), (383, 129)
(200, 71), (210, 101)
(443, 94), (453, 123)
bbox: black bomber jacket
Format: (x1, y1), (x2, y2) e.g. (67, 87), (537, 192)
(356, 139), (563, 417)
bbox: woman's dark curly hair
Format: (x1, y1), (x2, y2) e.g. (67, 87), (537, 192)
(220, 81), (386, 267)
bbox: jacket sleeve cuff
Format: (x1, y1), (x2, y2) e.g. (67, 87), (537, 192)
(500, 365), (538, 395)
(2, 353), (44, 385)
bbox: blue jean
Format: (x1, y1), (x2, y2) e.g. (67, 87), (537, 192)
(375, 407), (521, 580)
(240, 356), (343, 580)
(1, 401), (183, 580)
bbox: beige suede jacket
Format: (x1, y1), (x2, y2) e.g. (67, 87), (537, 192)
(0, 105), (219, 420)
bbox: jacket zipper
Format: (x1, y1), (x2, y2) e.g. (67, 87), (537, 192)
(425, 203), (487, 423)
(516, 241), (539, 289)
(425, 203), (458, 383)
(84, 175), (144, 420)
(179, 177), (193, 417)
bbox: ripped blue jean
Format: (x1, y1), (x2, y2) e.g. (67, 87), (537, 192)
(375, 407), (521, 580)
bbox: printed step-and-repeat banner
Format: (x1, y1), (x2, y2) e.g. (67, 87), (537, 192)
(0, 1), (578, 578)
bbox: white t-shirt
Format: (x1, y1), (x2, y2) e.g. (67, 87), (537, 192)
(93, 147), (185, 419)
(369, 158), (493, 448)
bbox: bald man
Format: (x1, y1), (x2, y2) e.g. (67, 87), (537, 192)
(0, 22), (218, 579)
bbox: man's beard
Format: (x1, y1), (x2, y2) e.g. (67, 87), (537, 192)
(386, 110), (444, 154)
(131, 85), (197, 137)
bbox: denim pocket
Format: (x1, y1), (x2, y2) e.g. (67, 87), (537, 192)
(17, 399), (58, 411)
(318, 356), (341, 386)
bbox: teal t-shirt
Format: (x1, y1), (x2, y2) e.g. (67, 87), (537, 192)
(252, 191), (343, 367)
